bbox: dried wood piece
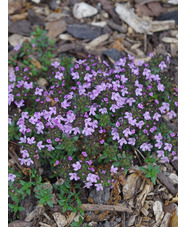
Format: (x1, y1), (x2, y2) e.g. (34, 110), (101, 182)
(115, 4), (175, 34)
(84, 34), (110, 50)
(80, 204), (132, 213)
(160, 212), (172, 227)
(135, 0), (160, 5)
(121, 212), (125, 227)
(99, 0), (122, 25)
(152, 212), (164, 227)
(171, 160), (178, 171)
(135, 183), (153, 211)
(150, 20), (175, 32)
(162, 37), (178, 43)
(106, 20), (127, 33)
(56, 43), (77, 53)
(122, 173), (142, 200)
(115, 4), (151, 34)
(157, 172), (177, 196)
(153, 201), (163, 221)
(8, 221), (33, 227)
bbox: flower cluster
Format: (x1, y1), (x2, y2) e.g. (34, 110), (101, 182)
(8, 54), (178, 191)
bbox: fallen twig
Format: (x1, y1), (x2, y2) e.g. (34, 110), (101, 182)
(80, 204), (132, 213)
(157, 172), (177, 196)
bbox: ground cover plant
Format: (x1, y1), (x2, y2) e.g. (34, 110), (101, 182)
(8, 28), (178, 224)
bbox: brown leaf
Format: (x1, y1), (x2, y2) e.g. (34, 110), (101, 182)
(46, 20), (66, 39)
(10, 13), (28, 22)
(169, 209), (178, 227)
(111, 40), (125, 51)
(47, 96), (57, 107)
(30, 55), (42, 69)
(118, 172), (126, 186)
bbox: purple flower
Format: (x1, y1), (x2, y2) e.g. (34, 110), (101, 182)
(24, 82), (33, 89)
(170, 133), (175, 137)
(72, 161), (81, 171)
(99, 107), (107, 114)
(8, 173), (16, 182)
(136, 120), (145, 129)
(27, 137), (36, 145)
(154, 133), (163, 141)
(82, 127), (94, 136)
(128, 118), (136, 126)
(159, 61), (167, 70)
(14, 42), (22, 51)
(150, 126), (157, 133)
(137, 103), (144, 109)
(128, 138), (136, 146)
(20, 149), (29, 158)
(86, 160), (92, 165)
(135, 88), (142, 96)
(127, 98), (136, 106)
(89, 105), (97, 116)
(68, 156), (72, 161)
(110, 165), (118, 173)
(155, 141), (163, 149)
(152, 74), (160, 82)
(71, 72), (79, 80)
(55, 72), (63, 80)
(123, 128), (132, 137)
(140, 143), (153, 152)
(157, 150), (164, 158)
(112, 132), (120, 140)
(35, 87), (43, 96)
(100, 139), (104, 144)
(161, 156), (169, 163)
(153, 112), (161, 121)
(118, 138), (127, 146)
(19, 136), (27, 143)
(86, 173), (99, 183)
(24, 158), (34, 166)
(51, 61), (60, 68)
(61, 100), (71, 109)
(164, 143), (172, 152)
(157, 83), (165, 92)
(14, 100), (25, 108)
(82, 151), (87, 157)
(72, 127), (80, 135)
(95, 183), (103, 191)
(143, 111), (151, 120)
(37, 141), (45, 150)
(69, 173), (79, 181)
(84, 182), (93, 189)
(167, 110), (176, 119)
(120, 75), (128, 84)
(124, 112), (133, 121)
(55, 160), (60, 165)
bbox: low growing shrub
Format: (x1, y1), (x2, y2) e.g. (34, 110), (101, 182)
(8, 36), (178, 219)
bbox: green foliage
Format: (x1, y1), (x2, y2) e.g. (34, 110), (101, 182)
(34, 185), (53, 207)
(55, 180), (84, 215)
(139, 163), (161, 185)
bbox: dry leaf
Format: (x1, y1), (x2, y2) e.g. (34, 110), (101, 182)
(30, 55), (42, 70)
(111, 40), (125, 51)
(118, 172), (126, 186)
(169, 209), (178, 227)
